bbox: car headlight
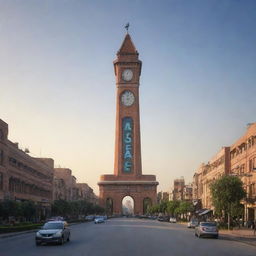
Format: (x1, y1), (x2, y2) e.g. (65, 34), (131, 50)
(36, 232), (42, 237)
(53, 231), (62, 237)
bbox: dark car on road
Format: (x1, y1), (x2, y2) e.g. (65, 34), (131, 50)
(35, 221), (70, 245)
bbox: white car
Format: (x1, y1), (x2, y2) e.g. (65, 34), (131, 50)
(187, 220), (199, 228)
(169, 217), (177, 223)
(35, 221), (70, 245)
(94, 216), (105, 224)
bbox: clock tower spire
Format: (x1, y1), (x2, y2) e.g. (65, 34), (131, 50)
(113, 33), (142, 177)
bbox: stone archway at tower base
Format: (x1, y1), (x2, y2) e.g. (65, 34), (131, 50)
(98, 178), (158, 215)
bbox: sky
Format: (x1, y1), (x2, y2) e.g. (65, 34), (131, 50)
(1, 0), (256, 195)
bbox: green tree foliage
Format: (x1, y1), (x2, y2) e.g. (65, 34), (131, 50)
(210, 175), (246, 215)
(159, 201), (168, 214)
(175, 201), (193, 216)
(20, 201), (36, 221)
(147, 204), (160, 215)
(1, 200), (20, 219)
(166, 201), (179, 216)
(147, 200), (193, 220)
(52, 200), (71, 217)
(51, 199), (104, 218)
(210, 175), (246, 228)
(0, 200), (36, 222)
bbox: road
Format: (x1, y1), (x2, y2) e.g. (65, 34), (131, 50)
(0, 218), (255, 256)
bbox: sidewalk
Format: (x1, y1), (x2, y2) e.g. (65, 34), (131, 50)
(0, 229), (36, 239)
(219, 228), (256, 247)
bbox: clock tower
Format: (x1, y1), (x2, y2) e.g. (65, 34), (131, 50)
(113, 33), (142, 177)
(98, 32), (158, 215)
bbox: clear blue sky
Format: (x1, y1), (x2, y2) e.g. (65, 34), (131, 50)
(1, 0), (256, 194)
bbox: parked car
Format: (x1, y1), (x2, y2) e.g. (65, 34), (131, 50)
(94, 216), (105, 224)
(169, 217), (177, 223)
(157, 216), (164, 221)
(187, 219), (199, 228)
(85, 215), (95, 221)
(35, 221), (70, 246)
(46, 216), (64, 221)
(195, 222), (218, 238)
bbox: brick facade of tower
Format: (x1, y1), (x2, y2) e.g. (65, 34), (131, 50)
(98, 34), (158, 215)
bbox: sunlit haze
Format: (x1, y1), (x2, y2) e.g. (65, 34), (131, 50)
(1, 1), (256, 194)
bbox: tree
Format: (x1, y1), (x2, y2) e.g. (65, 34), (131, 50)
(20, 201), (36, 221)
(166, 201), (179, 217)
(1, 200), (20, 220)
(175, 201), (193, 220)
(159, 201), (168, 214)
(147, 205), (159, 215)
(210, 175), (246, 229)
(52, 200), (71, 217)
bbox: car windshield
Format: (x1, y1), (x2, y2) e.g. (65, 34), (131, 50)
(201, 222), (216, 227)
(42, 222), (64, 230)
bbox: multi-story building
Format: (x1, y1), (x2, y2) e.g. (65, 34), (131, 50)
(172, 178), (185, 201)
(229, 123), (256, 222)
(183, 183), (193, 201)
(157, 191), (170, 203)
(0, 119), (54, 218)
(53, 168), (74, 201)
(0, 118), (99, 219)
(53, 169), (98, 204)
(193, 147), (230, 210)
(192, 124), (256, 222)
(76, 183), (97, 204)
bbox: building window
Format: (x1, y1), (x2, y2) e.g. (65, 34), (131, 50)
(0, 150), (3, 166)
(0, 172), (3, 190)
(0, 129), (3, 140)
(249, 157), (256, 172)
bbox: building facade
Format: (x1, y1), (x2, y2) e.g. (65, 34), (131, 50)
(53, 168), (97, 204)
(192, 124), (256, 222)
(0, 118), (98, 219)
(229, 123), (256, 222)
(172, 178), (185, 201)
(0, 119), (54, 218)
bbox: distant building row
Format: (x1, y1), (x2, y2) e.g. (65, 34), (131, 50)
(0, 119), (97, 218)
(193, 123), (256, 222)
(158, 178), (193, 203)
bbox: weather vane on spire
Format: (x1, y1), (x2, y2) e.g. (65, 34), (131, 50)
(125, 23), (130, 33)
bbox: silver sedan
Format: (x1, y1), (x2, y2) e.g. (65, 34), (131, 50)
(195, 222), (218, 238)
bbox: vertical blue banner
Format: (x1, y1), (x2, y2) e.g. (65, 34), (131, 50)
(122, 117), (133, 173)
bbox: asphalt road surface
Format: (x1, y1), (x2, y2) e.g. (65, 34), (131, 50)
(0, 218), (255, 256)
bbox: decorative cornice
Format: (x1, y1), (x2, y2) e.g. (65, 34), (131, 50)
(98, 180), (159, 186)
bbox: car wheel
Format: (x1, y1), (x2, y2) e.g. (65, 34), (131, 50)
(215, 235), (219, 239)
(36, 241), (41, 246)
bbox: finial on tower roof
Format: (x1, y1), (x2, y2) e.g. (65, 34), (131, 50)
(125, 23), (130, 33)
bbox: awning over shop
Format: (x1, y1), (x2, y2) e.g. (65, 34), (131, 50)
(198, 209), (212, 216)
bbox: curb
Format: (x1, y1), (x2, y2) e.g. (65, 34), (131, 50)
(0, 229), (37, 239)
(220, 234), (256, 247)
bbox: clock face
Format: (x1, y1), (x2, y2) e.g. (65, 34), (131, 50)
(122, 69), (133, 81)
(121, 91), (135, 106)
